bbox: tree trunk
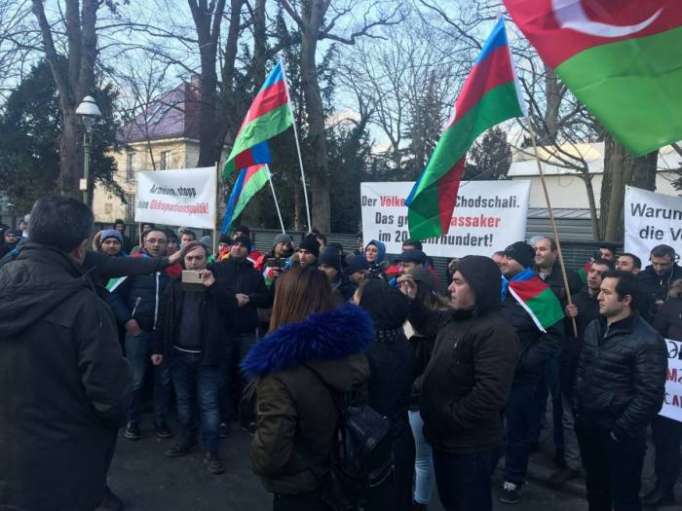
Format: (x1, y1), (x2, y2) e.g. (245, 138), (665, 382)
(581, 173), (601, 240)
(58, 111), (83, 198)
(600, 134), (658, 241)
(300, 26), (330, 232)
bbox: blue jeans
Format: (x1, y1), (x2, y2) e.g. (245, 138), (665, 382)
(171, 350), (222, 453)
(408, 410), (435, 505)
(433, 448), (500, 511)
(504, 382), (538, 485)
(124, 331), (171, 425)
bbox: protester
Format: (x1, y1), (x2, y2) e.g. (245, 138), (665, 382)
(397, 268), (447, 510)
(364, 239), (387, 279)
(638, 244), (682, 314)
(232, 225), (263, 262)
(0, 228), (21, 257)
(0, 196), (132, 511)
(211, 235), (272, 435)
(179, 228), (196, 247)
(532, 236), (583, 469)
(615, 253), (642, 275)
(355, 279), (416, 511)
(109, 229), (174, 441)
(396, 249), (427, 275)
(242, 266), (372, 511)
(256, 233), (294, 272)
(98, 229), (125, 257)
(498, 241), (563, 504)
(491, 251), (505, 270)
(575, 270), (667, 511)
(114, 219), (133, 253)
(17, 216), (29, 238)
(648, 278), (682, 507)
(597, 243), (616, 263)
(296, 233), (320, 268)
(408, 256), (520, 511)
(318, 245), (356, 303)
(345, 254), (370, 286)
(217, 233), (232, 261)
(550, 258), (613, 488)
(151, 242), (238, 474)
(312, 228), (327, 252)
(165, 229), (180, 254)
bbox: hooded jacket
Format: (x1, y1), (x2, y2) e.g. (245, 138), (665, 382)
(0, 243), (132, 511)
(241, 304), (372, 495)
(412, 256), (520, 453)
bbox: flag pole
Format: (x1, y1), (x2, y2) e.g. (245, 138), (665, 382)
(265, 165), (286, 234)
(528, 123), (578, 337)
(279, 57), (312, 233)
(213, 159), (221, 256)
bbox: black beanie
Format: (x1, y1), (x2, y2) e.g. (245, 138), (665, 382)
(299, 234), (320, 257)
(233, 235), (252, 252)
(503, 241), (534, 269)
(319, 246), (342, 272)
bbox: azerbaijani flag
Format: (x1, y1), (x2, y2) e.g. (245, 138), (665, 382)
(406, 18), (525, 240)
(223, 62), (294, 177)
(503, 0), (682, 155)
(577, 259), (592, 284)
(221, 164), (270, 233)
(508, 272), (565, 332)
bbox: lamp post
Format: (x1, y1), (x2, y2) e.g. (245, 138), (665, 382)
(75, 95), (102, 205)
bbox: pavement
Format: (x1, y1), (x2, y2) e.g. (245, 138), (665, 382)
(108, 416), (591, 511)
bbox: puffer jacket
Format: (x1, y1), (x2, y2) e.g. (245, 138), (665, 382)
(638, 264), (682, 319)
(414, 256), (520, 453)
(575, 314), (667, 439)
(0, 243), (132, 511)
(241, 304), (372, 495)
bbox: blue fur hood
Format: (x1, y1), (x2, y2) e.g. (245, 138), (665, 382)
(241, 304), (373, 378)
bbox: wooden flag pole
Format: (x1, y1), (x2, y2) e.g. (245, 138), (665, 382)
(213, 159), (221, 256)
(528, 125), (578, 337)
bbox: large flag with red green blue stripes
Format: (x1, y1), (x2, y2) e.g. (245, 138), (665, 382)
(221, 164), (270, 233)
(223, 62), (294, 177)
(503, 0), (682, 156)
(509, 272), (565, 332)
(406, 18), (525, 240)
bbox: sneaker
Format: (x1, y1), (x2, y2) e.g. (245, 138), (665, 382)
(219, 422), (230, 439)
(499, 481), (521, 505)
(123, 421), (140, 441)
(154, 421), (174, 439)
(164, 442), (192, 458)
(548, 467), (580, 488)
(204, 452), (225, 475)
(95, 486), (123, 511)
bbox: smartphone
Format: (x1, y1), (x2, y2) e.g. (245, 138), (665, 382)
(266, 258), (285, 269)
(181, 270), (205, 291)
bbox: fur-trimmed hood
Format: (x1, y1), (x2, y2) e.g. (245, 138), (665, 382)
(241, 304), (373, 379)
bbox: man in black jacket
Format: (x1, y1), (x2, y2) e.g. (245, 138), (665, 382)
(211, 235), (272, 428)
(498, 241), (563, 504)
(410, 256), (519, 511)
(152, 242), (238, 474)
(575, 271), (667, 511)
(638, 244), (682, 318)
(0, 196), (131, 511)
(109, 228), (175, 440)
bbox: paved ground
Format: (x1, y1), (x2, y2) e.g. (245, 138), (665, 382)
(108, 416), (588, 511)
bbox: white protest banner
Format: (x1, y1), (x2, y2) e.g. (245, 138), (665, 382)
(135, 167), (216, 229)
(661, 338), (682, 423)
(624, 186), (682, 265)
(360, 180), (531, 258)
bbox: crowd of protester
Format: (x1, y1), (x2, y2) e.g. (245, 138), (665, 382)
(0, 196), (679, 511)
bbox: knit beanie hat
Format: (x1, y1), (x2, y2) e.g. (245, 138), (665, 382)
(503, 241), (535, 269)
(273, 233), (293, 246)
(346, 254), (369, 274)
(318, 246), (343, 272)
(99, 229), (123, 244)
(233, 235), (253, 252)
(299, 234), (320, 257)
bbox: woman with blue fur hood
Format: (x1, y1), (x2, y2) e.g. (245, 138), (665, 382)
(241, 266), (372, 511)
(364, 239), (387, 279)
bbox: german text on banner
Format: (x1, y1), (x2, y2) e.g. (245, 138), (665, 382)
(661, 338), (682, 423)
(135, 167), (217, 229)
(624, 186), (682, 266)
(361, 180), (530, 258)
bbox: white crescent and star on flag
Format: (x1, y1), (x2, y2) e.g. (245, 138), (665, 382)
(551, 0), (663, 38)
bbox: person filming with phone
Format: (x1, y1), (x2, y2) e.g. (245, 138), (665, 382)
(151, 241), (238, 474)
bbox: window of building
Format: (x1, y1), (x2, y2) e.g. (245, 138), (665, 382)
(159, 150), (170, 170)
(126, 152), (134, 180)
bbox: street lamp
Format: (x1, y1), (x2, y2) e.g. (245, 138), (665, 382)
(75, 95), (102, 204)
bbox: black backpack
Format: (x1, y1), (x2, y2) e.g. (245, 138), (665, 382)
(304, 363), (394, 511)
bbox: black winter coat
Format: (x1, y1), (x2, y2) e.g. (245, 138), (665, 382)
(0, 243), (132, 511)
(108, 253), (172, 332)
(540, 260), (583, 305)
(562, 288), (600, 396)
(638, 264), (682, 318)
(153, 279), (239, 365)
(575, 315), (667, 439)
(501, 294), (563, 384)
(210, 257), (272, 334)
(654, 296), (682, 340)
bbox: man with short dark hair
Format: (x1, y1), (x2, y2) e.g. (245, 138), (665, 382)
(616, 253), (642, 275)
(152, 242), (237, 474)
(0, 196), (131, 511)
(396, 249), (427, 275)
(402, 239), (423, 252)
(598, 244), (616, 262)
(109, 228), (174, 441)
(575, 270), (667, 511)
(113, 219), (133, 253)
(179, 228), (196, 247)
(318, 246), (356, 303)
(638, 244), (682, 313)
(296, 234), (320, 268)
